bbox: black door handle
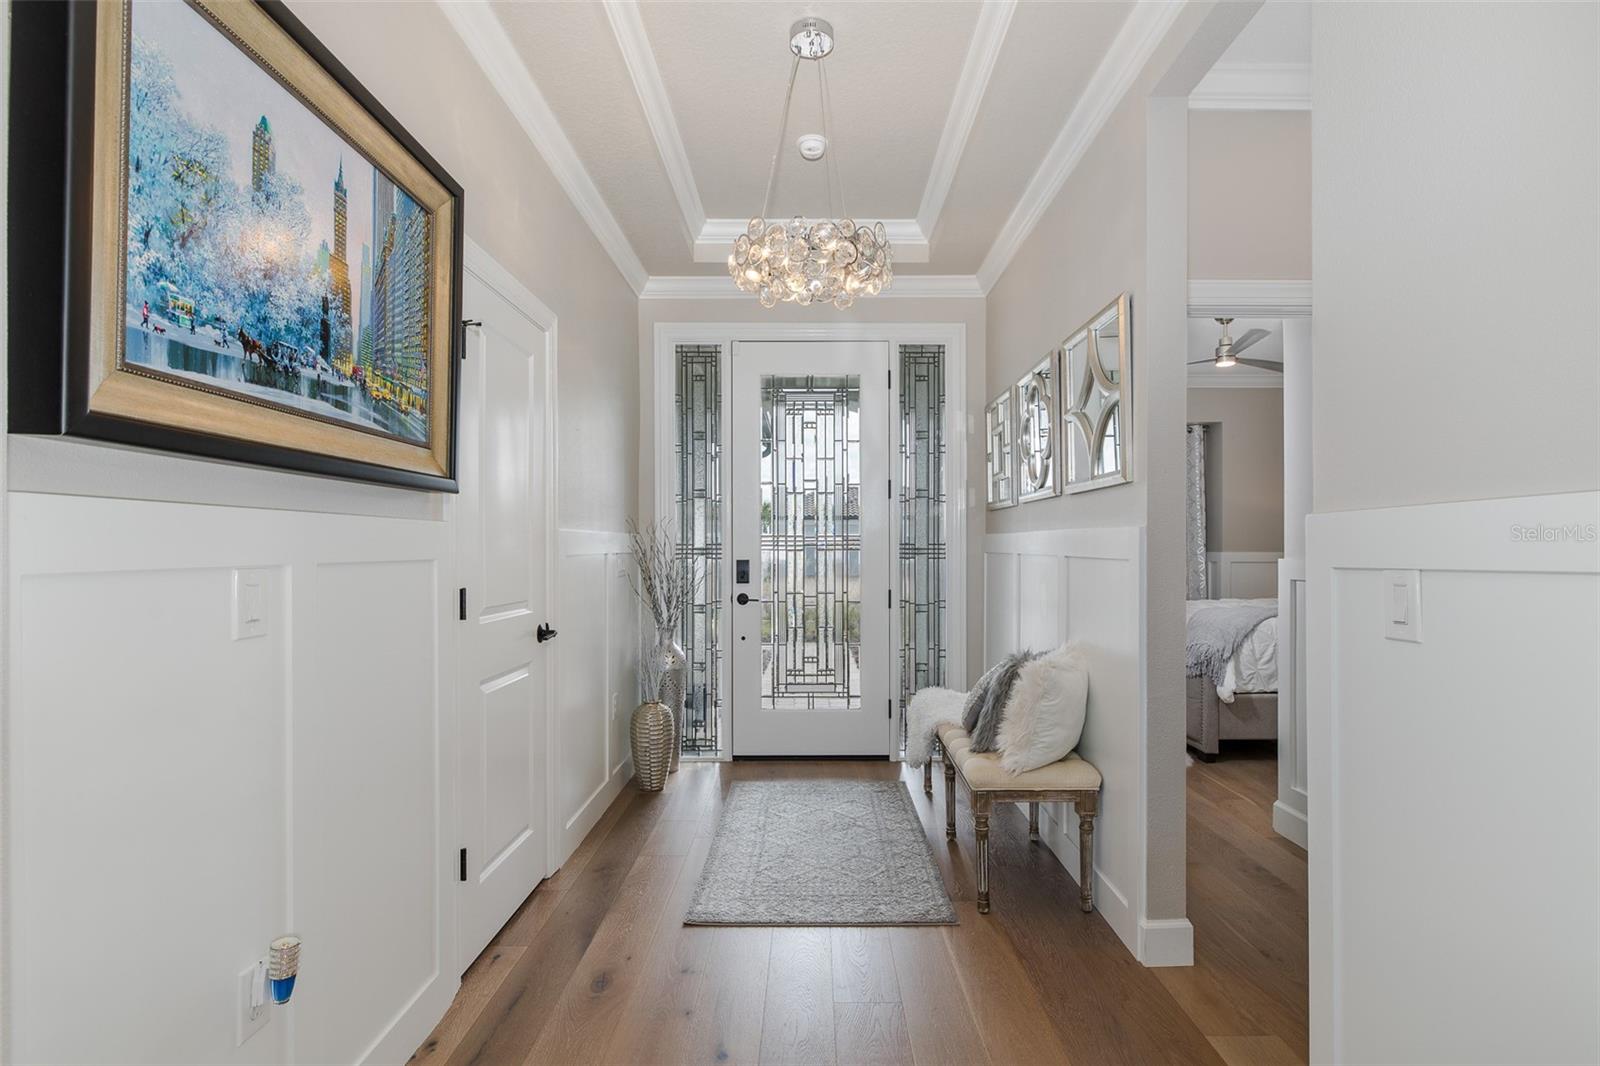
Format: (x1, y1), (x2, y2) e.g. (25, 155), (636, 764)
(537, 623), (558, 642)
(735, 593), (752, 606)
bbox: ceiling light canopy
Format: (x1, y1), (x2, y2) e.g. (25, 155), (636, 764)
(730, 17), (893, 309)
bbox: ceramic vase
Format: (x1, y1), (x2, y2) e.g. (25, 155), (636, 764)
(630, 701), (673, 792)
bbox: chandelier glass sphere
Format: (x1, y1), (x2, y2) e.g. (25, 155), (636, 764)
(729, 215), (893, 309)
(731, 18), (893, 308)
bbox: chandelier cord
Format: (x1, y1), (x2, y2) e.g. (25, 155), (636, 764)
(819, 59), (845, 220)
(760, 54), (803, 222)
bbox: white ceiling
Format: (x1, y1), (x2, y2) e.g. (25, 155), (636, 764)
(483, 0), (1138, 279)
(1187, 316), (1284, 388)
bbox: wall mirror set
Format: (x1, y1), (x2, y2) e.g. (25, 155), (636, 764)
(987, 292), (1132, 509)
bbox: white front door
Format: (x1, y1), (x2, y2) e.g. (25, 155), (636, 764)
(456, 267), (552, 968)
(729, 341), (892, 757)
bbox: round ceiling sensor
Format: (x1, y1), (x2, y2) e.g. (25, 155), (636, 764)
(789, 18), (834, 60)
(796, 133), (828, 161)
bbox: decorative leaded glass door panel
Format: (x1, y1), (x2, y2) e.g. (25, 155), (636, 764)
(729, 341), (891, 756)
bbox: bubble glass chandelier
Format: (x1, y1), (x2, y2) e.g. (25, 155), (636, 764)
(729, 18), (893, 309)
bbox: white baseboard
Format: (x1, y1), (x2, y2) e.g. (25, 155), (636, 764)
(1272, 799), (1308, 849)
(557, 760), (632, 867)
(1036, 801), (1137, 955)
(1139, 918), (1196, 967)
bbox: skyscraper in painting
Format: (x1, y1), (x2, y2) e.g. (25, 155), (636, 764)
(357, 242), (373, 377)
(329, 160), (352, 363)
(250, 115), (274, 193)
(370, 169), (431, 394)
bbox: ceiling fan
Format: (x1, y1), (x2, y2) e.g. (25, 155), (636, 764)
(1189, 318), (1281, 371)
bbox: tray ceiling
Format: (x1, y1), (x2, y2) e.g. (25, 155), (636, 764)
(485, 0), (1138, 279)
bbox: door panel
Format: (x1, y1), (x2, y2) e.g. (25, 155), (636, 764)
(457, 270), (550, 968)
(730, 341), (890, 756)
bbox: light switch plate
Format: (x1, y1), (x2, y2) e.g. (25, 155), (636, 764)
(1382, 569), (1422, 643)
(236, 960), (270, 1046)
(232, 569), (269, 641)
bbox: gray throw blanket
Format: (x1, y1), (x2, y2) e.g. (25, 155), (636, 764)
(963, 650), (1038, 752)
(1186, 603), (1276, 688)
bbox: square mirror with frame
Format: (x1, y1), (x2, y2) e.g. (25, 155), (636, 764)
(985, 388), (1017, 510)
(1060, 293), (1132, 493)
(1015, 350), (1061, 502)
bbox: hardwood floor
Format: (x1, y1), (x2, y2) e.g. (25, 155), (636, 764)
(412, 749), (1306, 1065)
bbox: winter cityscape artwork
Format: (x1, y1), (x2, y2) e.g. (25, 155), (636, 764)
(124, 0), (434, 445)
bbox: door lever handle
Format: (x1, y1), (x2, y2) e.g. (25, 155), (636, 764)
(537, 623), (558, 643)
(735, 593), (752, 606)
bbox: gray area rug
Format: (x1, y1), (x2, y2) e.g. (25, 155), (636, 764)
(685, 779), (957, 926)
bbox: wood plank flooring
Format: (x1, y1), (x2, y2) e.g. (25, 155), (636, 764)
(413, 749), (1306, 1065)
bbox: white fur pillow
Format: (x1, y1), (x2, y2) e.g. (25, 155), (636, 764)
(995, 643), (1088, 774)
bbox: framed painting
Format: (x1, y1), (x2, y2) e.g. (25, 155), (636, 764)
(8, 0), (464, 490)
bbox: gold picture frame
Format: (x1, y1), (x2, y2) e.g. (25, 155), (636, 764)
(11, 0), (464, 489)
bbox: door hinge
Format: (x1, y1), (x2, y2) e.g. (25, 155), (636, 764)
(458, 587), (467, 621)
(888, 698), (893, 720)
(459, 847), (467, 883)
(888, 368), (892, 388)
(887, 587), (893, 609)
(887, 478), (892, 500)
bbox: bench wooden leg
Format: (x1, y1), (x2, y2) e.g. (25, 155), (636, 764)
(974, 809), (991, 914)
(1077, 799), (1097, 913)
(923, 743), (935, 795)
(943, 760), (957, 839)
(1028, 801), (1040, 843)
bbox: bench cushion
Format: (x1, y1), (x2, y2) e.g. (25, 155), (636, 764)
(937, 723), (1101, 792)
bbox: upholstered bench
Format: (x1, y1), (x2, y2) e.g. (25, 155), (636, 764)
(924, 722), (1102, 915)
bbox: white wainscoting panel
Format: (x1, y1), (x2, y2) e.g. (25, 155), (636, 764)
(1307, 491), (1599, 1065)
(1273, 559), (1308, 847)
(1204, 550), (1281, 599)
(554, 528), (638, 864)
(982, 527), (1186, 964)
(6, 491), (456, 1065)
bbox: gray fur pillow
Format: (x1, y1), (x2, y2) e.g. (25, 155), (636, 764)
(961, 660), (1004, 733)
(967, 650), (1038, 753)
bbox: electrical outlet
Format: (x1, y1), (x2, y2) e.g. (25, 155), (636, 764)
(237, 960), (270, 1046)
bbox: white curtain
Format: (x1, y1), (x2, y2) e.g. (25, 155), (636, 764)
(1186, 424), (1208, 599)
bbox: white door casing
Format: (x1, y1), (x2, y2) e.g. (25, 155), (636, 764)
(729, 340), (892, 757)
(456, 257), (556, 969)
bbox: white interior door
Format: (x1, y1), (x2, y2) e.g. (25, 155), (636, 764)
(456, 267), (552, 968)
(730, 341), (891, 757)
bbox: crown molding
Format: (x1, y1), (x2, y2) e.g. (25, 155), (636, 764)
(976, 1), (1185, 293)
(602, 0), (706, 242)
(1187, 279), (1312, 318)
(1189, 62), (1311, 111)
(439, 0), (648, 293)
(639, 274), (984, 300)
(916, 0), (1017, 239)
(692, 218), (931, 264)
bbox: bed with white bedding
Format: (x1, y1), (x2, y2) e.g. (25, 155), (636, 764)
(1185, 597), (1279, 758)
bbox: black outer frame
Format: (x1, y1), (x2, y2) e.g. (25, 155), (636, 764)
(7, 0), (465, 493)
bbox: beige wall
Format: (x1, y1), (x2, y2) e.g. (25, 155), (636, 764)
(1188, 110), (1311, 280)
(638, 296), (987, 685)
(1188, 387), (1284, 553)
(1312, 1), (1598, 511)
(982, 1), (1237, 930)
(290, 0), (640, 532)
